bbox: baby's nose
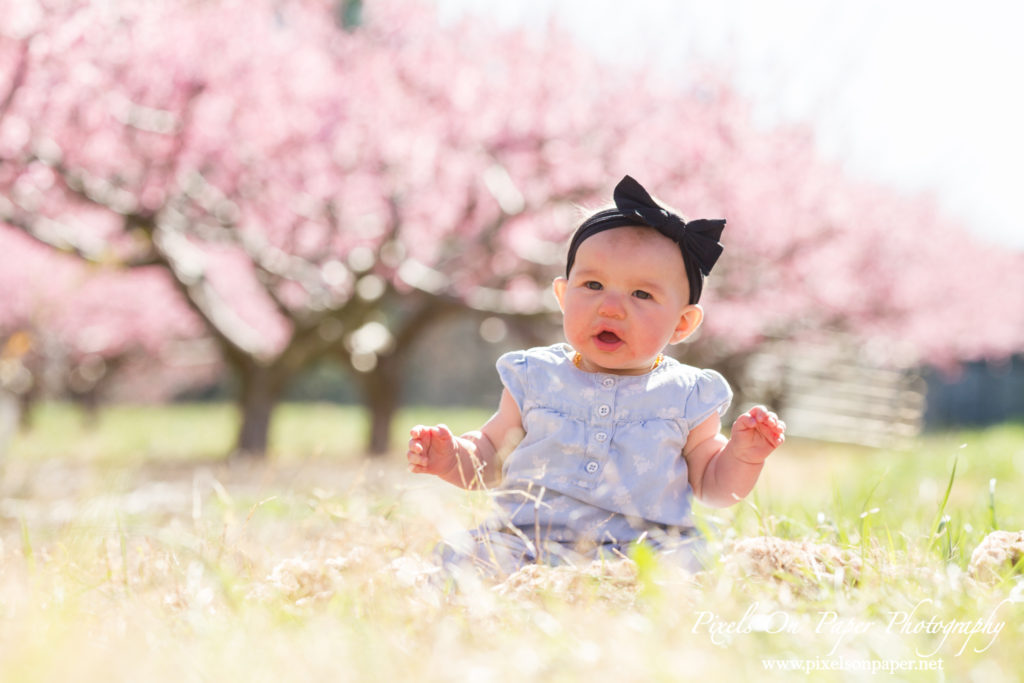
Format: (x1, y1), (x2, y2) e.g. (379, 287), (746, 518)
(597, 293), (626, 318)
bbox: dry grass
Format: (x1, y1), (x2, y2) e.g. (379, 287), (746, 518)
(1, 410), (1022, 681)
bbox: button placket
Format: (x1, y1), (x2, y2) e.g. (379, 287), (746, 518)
(584, 374), (616, 480)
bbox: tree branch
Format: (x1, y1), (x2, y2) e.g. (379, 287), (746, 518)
(0, 196), (161, 267)
(0, 34), (31, 121)
(149, 206), (277, 361)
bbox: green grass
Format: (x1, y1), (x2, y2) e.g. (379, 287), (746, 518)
(728, 427), (1024, 564)
(1, 404), (1022, 682)
(6, 401), (494, 463)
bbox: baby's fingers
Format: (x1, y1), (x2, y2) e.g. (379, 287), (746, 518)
(407, 425), (432, 469)
(759, 423), (785, 447)
(754, 413), (786, 446)
(739, 407), (785, 447)
(750, 406), (785, 429)
(733, 412), (757, 431)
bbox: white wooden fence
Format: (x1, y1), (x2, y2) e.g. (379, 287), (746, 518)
(743, 336), (926, 448)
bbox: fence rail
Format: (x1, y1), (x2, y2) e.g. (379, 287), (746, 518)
(744, 337), (925, 448)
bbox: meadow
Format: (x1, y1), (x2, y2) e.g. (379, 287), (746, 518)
(1, 403), (1022, 682)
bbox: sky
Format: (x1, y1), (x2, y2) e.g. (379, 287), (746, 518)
(439, 0), (1024, 250)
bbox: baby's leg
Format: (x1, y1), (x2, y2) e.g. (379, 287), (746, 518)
(436, 526), (537, 579)
(648, 533), (709, 574)
(594, 528), (709, 574)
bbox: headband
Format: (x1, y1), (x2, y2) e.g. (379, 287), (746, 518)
(565, 175), (725, 305)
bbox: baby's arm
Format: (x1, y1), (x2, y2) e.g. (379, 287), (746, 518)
(407, 388), (524, 489)
(683, 406), (785, 508)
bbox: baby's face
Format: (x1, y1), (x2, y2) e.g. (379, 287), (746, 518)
(553, 226), (701, 375)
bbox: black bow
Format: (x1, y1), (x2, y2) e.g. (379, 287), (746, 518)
(565, 175), (726, 304)
(612, 175), (725, 278)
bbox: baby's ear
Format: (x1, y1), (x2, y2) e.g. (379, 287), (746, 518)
(552, 277), (568, 311)
(670, 304), (703, 344)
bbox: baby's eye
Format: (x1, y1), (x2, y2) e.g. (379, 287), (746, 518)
(584, 281), (603, 291)
(633, 290), (653, 300)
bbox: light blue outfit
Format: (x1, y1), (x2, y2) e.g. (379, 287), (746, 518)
(441, 343), (732, 576)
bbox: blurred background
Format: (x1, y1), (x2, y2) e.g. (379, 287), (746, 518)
(2, 0), (1023, 459)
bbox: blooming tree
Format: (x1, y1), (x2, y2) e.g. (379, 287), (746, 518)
(2, 0), (1022, 457)
(0, 0), (623, 456)
(0, 227), (207, 425)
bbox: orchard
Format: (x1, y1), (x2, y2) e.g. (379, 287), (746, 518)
(2, 0), (1022, 458)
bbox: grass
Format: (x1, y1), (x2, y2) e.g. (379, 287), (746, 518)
(1, 403), (1022, 681)
(6, 401), (494, 463)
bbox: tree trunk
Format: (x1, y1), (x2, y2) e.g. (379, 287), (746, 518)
(233, 364), (285, 459)
(16, 388), (35, 431)
(72, 389), (102, 430)
(360, 352), (401, 457)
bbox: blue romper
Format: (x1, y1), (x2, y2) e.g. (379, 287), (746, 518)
(441, 343), (732, 576)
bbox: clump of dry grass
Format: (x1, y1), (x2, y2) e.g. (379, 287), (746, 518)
(250, 553), (361, 604)
(969, 530), (1024, 582)
(720, 535), (862, 594)
(494, 559), (639, 606)
(248, 549), (446, 610)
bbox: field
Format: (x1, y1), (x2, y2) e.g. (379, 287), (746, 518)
(1, 403), (1022, 682)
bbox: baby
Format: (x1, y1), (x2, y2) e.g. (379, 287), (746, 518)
(407, 175), (785, 576)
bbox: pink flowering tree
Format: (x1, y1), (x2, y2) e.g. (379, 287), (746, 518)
(0, 0), (626, 456)
(3, 0), (1022, 458)
(0, 228), (207, 425)
(696, 120), (1024, 371)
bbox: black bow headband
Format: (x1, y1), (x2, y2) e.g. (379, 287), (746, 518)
(565, 175), (725, 305)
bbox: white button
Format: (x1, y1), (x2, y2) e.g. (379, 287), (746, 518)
(601, 378), (615, 388)
(585, 461), (599, 474)
(597, 405), (611, 417)
(595, 432), (608, 442)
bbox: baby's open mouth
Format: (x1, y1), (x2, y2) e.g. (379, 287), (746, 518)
(596, 330), (621, 344)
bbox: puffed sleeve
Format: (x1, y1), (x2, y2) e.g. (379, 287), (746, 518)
(683, 369), (733, 430)
(495, 350), (529, 412)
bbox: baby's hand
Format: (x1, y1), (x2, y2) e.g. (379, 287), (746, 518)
(730, 406), (785, 464)
(407, 424), (458, 476)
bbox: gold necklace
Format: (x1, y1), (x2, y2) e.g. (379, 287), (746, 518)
(573, 352), (664, 372)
